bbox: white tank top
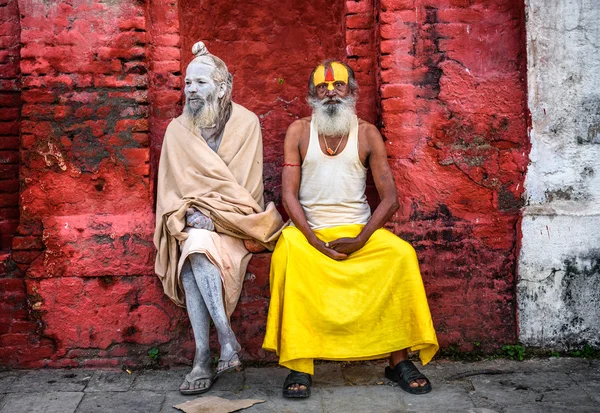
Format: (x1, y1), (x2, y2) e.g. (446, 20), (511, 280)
(298, 115), (371, 229)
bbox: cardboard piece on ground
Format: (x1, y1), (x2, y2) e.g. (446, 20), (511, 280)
(174, 396), (266, 413)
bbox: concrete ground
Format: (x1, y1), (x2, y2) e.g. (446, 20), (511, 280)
(0, 358), (598, 413)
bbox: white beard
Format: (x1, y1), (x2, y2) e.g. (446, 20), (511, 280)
(310, 95), (356, 137)
(185, 92), (220, 130)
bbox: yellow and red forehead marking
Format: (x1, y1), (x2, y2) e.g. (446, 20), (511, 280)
(313, 62), (349, 90)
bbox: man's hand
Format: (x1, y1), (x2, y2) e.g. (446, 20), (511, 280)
(311, 238), (348, 261)
(327, 237), (365, 256)
(185, 208), (215, 231)
(244, 239), (266, 253)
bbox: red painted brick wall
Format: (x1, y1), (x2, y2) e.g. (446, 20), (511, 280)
(0, 0), (528, 368)
(0, 0), (21, 251)
(379, 0), (528, 350)
(3, 0), (185, 368)
(0, 0), (29, 365)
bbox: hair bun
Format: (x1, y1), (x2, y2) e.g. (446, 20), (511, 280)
(192, 41), (209, 57)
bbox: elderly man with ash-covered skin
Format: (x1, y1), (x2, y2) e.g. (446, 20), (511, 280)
(263, 61), (439, 398)
(154, 42), (283, 395)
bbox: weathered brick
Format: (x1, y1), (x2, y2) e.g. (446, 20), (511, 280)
(345, 43), (373, 58)
(152, 90), (181, 106)
(150, 60), (181, 73)
(346, 14), (374, 30)
(346, 0), (373, 14)
(0, 93), (20, 107)
(12, 236), (44, 251)
(0, 333), (29, 347)
(11, 250), (43, 264)
(380, 20), (414, 40)
(0, 108), (19, 121)
(19, 58), (52, 75)
(0, 178), (18, 193)
(437, 8), (485, 23)
(118, 17), (146, 31)
(9, 321), (36, 334)
(346, 29), (373, 45)
(0, 121), (19, 135)
(0, 22), (19, 37)
(383, 13), (419, 32)
(0, 164), (18, 179)
(120, 148), (149, 165)
(154, 46), (181, 61)
(0, 136), (19, 150)
(0, 150), (19, 165)
(94, 74), (147, 88)
(20, 90), (56, 104)
(0, 79), (20, 91)
(380, 0), (415, 12)
(153, 34), (181, 47)
(97, 47), (146, 61)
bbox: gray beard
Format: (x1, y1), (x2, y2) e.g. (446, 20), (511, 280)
(309, 95), (356, 137)
(185, 93), (220, 130)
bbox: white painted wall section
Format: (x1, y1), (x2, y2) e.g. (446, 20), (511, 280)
(519, 0), (600, 348)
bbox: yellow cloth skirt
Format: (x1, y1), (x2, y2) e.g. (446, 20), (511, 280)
(262, 224), (439, 375)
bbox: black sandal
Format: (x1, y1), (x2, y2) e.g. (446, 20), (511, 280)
(385, 360), (432, 395)
(282, 370), (312, 398)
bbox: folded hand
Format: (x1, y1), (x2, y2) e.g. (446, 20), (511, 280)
(327, 237), (365, 256)
(185, 208), (215, 231)
(312, 239), (348, 261)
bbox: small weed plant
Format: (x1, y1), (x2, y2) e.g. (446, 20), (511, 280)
(571, 344), (598, 358)
(502, 344), (525, 361)
(147, 347), (160, 362)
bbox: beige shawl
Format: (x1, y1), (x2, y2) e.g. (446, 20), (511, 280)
(154, 102), (284, 309)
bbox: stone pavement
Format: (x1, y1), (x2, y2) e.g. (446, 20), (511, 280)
(0, 358), (598, 413)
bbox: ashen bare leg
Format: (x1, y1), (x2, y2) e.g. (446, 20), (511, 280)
(180, 260), (213, 392)
(188, 253), (241, 374)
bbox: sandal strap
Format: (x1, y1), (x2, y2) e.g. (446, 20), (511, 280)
(394, 360), (429, 384)
(283, 370), (312, 389)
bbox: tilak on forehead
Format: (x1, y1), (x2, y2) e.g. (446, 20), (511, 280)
(313, 62), (349, 90)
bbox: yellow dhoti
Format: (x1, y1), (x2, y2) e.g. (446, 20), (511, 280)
(263, 224), (439, 375)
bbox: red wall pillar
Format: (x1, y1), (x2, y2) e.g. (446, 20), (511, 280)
(0, 0), (21, 251)
(4, 0), (189, 368)
(379, 0), (528, 350)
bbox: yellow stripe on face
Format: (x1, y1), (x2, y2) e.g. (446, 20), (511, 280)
(313, 62), (349, 90)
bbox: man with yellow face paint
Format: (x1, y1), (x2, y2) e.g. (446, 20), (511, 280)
(263, 60), (439, 398)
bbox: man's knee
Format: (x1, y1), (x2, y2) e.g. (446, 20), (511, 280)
(189, 252), (214, 270)
(181, 261), (196, 291)
(376, 230), (417, 259)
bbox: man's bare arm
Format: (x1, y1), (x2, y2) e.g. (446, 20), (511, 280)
(281, 120), (347, 260)
(329, 124), (399, 255)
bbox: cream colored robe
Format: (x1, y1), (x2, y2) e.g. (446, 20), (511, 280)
(154, 102), (284, 313)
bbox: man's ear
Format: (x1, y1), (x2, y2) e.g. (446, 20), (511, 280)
(217, 82), (226, 98)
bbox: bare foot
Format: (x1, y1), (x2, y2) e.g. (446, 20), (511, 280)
(180, 376), (213, 394)
(282, 371), (312, 398)
(180, 362), (214, 394)
(388, 362), (428, 388)
(216, 351), (242, 376)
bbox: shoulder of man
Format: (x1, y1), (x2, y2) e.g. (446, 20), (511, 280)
(357, 118), (378, 133)
(287, 117), (311, 135)
(357, 118), (384, 155)
(162, 116), (186, 143)
(230, 101), (260, 127)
